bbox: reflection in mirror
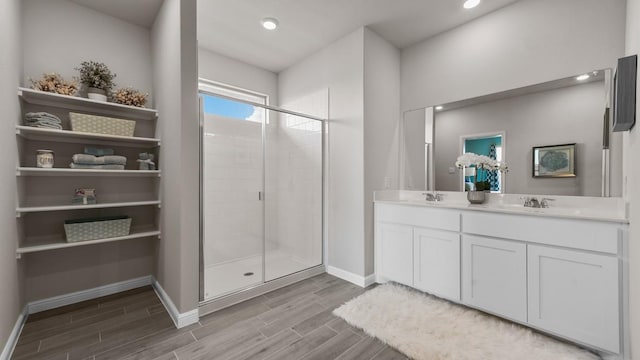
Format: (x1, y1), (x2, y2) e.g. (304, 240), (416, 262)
(401, 69), (620, 197)
(400, 107), (434, 190)
(461, 132), (505, 192)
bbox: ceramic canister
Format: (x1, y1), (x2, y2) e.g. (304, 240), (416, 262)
(36, 149), (54, 168)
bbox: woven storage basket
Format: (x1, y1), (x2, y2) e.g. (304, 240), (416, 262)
(64, 216), (132, 243)
(69, 112), (135, 137)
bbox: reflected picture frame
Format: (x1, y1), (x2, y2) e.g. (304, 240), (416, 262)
(532, 143), (576, 178)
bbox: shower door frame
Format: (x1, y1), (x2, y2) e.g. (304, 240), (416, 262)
(198, 78), (327, 305)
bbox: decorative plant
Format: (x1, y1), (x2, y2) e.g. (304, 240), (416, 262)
(29, 73), (78, 96)
(112, 87), (148, 107)
(75, 61), (116, 92)
(455, 153), (508, 192)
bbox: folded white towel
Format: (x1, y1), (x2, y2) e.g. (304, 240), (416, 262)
(69, 163), (125, 170)
(72, 154), (127, 165)
(25, 112), (62, 122)
(26, 122), (63, 130)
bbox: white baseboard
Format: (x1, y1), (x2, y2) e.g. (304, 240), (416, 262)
(0, 306), (27, 360)
(152, 279), (199, 329)
(28, 275), (153, 314)
(364, 273), (376, 287)
(327, 266), (375, 288)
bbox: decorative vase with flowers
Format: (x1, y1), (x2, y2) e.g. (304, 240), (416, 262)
(75, 61), (116, 102)
(455, 153), (508, 204)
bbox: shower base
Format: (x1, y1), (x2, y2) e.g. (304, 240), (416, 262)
(203, 250), (316, 301)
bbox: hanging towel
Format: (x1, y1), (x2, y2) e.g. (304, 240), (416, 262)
(69, 163), (125, 170)
(72, 154), (127, 166)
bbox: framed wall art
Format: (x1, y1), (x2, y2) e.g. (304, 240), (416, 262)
(532, 143), (576, 178)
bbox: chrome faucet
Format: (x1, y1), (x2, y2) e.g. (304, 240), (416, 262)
(521, 196), (555, 208)
(540, 198), (555, 208)
(521, 197), (541, 208)
(422, 192), (444, 202)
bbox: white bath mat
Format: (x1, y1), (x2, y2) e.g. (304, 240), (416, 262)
(333, 283), (599, 360)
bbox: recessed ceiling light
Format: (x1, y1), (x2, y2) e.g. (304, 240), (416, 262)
(463, 0), (481, 9)
(435, 106), (444, 110)
(576, 74), (590, 81)
(261, 17), (279, 30)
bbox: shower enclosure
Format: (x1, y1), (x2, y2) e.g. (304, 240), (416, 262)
(199, 82), (324, 302)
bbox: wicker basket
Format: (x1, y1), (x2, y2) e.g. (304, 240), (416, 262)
(64, 216), (132, 243)
(69, 112), (136, 137)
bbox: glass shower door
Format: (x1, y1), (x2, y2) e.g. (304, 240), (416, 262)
(201, 93), (265, 300)
(264, 109), (323, 281)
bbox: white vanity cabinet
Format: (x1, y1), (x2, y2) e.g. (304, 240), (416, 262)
(461, 234), (527, 322)
(374, 201), (627, 357)
(527, 245), (620, 353)
(413, 227), (460, 301)
(375, 222), (414, 286)
(374, 203), (460, 289)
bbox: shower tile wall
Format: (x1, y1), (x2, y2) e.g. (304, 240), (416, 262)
(203, 114), (263, 266)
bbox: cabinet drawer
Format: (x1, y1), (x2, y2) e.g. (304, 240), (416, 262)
(462, 212), (619, 254)
(375, 203), (460, 231)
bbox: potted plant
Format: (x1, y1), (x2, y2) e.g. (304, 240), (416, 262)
(456, 153), (508, 204)
(75, 61), (116, 102)
(112, 87), (148, 108)
(29, 73), (78, 96)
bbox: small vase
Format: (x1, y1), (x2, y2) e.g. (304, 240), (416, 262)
(36, 149), (54, 168)
(87, 87), (107, 102)
(467, 190), (486, 204)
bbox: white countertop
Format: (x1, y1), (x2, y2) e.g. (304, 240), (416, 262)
(374, 191), (628, 224)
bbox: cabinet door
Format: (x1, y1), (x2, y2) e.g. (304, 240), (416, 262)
(462, 235), (527, 322)
(413, 227), (460, 301)
(528, 245), (619, 353)
(375, 222), (413, 286)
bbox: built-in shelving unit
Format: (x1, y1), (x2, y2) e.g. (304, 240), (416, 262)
(16, 126), (161, 147)
(16, 88), (162, 256)
(16, 167), (161, 177)
(18, 87), (158, 121)
(16, 230), (162, 258)
(16, 200), (161, 217)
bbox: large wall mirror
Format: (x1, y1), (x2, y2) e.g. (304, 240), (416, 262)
(400, 69), (622, 197)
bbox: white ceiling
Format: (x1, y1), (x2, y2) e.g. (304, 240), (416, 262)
(69, 0), (522, 73)
(70, 0), (164, 28)
(198, 0), (522, 73)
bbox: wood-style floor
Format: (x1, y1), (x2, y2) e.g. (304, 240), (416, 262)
(12, 274), (408, 360)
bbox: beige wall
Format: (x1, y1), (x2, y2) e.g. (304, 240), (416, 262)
(198, 48), (279, 106)
(624, 0), (640, 357)
(152, 0), (200, 313)
(401, 0), (626, 111)
(363, 28), (401, 276)
(279, 28), (366, 277)
(0, 0), (24, 349)
(22, 0), (154, 103)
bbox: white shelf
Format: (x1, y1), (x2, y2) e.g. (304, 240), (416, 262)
(16, 200), (161, 216)
(16, 167), (161, 177)
(18, 87), (158, 121)
(16, 125), (161, 147)
(16, 230), (161, 257)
